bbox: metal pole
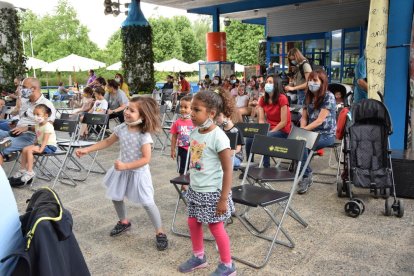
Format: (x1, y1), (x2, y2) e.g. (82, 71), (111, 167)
(29, 31), (36, 78)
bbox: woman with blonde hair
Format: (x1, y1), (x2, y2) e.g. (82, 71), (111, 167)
(284, 48), (312, 106)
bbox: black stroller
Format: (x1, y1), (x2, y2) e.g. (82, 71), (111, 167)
(337, 98), (404, 218)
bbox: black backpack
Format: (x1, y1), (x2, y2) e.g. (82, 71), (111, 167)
(298, 59), (325, 79)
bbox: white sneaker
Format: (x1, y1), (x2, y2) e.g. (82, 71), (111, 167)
(12, 169), (26, 179)
(21, 171), (35, 183)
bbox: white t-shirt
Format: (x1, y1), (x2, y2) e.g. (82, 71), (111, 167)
(235, 94), (250, 108)
(17, 95), (56, 132)
(189, 127), (230, 192)
(92, 99), (108, 114)
(35, 122), (57, 146)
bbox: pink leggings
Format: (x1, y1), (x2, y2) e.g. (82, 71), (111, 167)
(188, 217), (231, 264)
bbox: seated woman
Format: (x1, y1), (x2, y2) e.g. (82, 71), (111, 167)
(57, 82), (71, 101)
(297, 69), (337, 194)
(115, 73), (131, 99)
(257, 75), (292, 168)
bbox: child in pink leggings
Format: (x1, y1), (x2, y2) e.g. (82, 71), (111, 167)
(178, 90), (236, 276)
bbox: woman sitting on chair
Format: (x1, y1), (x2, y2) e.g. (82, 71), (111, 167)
(297, 69), (337, 194)
(245, 75), (292, 168)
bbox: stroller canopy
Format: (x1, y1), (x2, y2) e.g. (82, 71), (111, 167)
(351, 99), (393, 134)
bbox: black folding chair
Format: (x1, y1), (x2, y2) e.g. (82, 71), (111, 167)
(18, 119), (79, 189)
(58, 113), (109, 181)
(231, 135), (306, 269)
(235, 122), (270, 169)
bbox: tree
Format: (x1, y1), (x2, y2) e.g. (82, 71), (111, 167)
(180, 27), (203, 63)
(20, 0), (99, 62)
(225, 21), (265, 65)
(192, 17), (211, 61)
(150, 17), (182, 62)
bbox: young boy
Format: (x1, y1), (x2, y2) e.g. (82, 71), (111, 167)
(79, 87), (108, 139)
(170, 95), (194, 179)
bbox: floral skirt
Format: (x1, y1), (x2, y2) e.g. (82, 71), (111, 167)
(186, 187), (234, 224)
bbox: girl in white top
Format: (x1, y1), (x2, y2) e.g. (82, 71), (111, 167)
(75, 97), (168, 250)
(178, 90), (236, 275)
(12, 104), (57, 184)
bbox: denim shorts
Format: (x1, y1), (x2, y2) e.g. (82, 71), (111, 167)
(43, 145), (57, 154)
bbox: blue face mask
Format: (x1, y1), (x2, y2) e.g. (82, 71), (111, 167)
(21, 88), (33, 98)
(230, 80), (236, 84)
(308, 81), (321, 93)
(264, 83), (274, 94)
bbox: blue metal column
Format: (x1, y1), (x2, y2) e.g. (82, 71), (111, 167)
(212, 8), (220, 32)
(384, 0), (414, 150)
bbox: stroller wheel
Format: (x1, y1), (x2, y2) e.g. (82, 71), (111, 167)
(353, 198), (365, 214)
(396, 199), (404, 218)
(344, 201), (362, 218)
(372, 188), (380, 199)
(384, 198), (393, 216)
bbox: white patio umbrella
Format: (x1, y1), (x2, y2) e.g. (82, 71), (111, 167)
(26, 57), (48, 70)
(189, 60), (204, 71)
(154, 58), (193, 72)
(41, 54), (106, 72)
(107, 61), (122, 71)
(26, 57), (48, 78)
(235, 63), (245, 73)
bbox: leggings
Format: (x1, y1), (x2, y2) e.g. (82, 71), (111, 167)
(188, 217), (231, 264)
(112, 200), (162, 230)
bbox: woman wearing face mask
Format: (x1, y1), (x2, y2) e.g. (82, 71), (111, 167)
(297, 69), (337, 194)
(284, 48), (312, 106)
(245, 75), (291, 168)
(115, 73), (131, 99)
(209, 76), (222, 90)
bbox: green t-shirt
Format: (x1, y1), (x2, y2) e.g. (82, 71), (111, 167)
(189, 126), (230, 192)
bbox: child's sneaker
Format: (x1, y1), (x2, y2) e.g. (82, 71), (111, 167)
(178, 255), (208, 273)
(12, 169), (26, 179)
(155, 233), (168, 251)
(210, 263), (236, 276)
(21, 171), (35, 183)
(109, 221), (131, 236)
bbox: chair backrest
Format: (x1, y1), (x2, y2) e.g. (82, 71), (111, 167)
(159, 105), (168, 114)
(287, 126), (320, 151)
(251, 135), (306, 161)
(82, 113), (109, 125)
(235, 122), (270, 138)
(53, 119), (78, 134)
(225, 132), (238, 150)
(60, 113), (80, 121)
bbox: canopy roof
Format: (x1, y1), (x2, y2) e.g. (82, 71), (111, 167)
(41, 54), (106, 72)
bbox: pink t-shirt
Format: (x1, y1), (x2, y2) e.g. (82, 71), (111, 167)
(170, 118), (194, 150)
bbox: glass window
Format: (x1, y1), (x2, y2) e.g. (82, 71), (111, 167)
(344, 49), (359, 64)
(342, 66), (355, 84)
(270, 42), (282, 55)
(332, 30), (342, 49)
(304, 39), (325, 53)
(285, 41), (303, 54)
(344, 31), (360, 48)
(332, 51), (341, 63)
(330, 67), (341, 83)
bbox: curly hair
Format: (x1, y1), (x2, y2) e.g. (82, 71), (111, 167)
(130, 97), (160, 133)
(193, 88), (238, 121)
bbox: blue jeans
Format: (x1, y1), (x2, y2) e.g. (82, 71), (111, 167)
(245, 130), (288, 166)
(263, 131), (289, 168)
(233, 156), (242, 169)
(0, 120), (10, 131)
(301, 133), (335, 178)
(297, 90), (305, 106)
(0, 130), (36, 156)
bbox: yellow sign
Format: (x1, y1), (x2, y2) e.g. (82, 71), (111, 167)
(244, 127), (259, 133)
(268, 145), (288, 154)
(366, 0), (389, 100)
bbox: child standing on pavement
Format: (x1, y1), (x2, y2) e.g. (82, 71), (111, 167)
(178, 91), (236, 275)
(170, 95), (194, 177)
(75, 97), (168, 250)
(12, 104), (57, 184)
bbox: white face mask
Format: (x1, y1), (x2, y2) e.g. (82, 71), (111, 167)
(34, 115), (45, 124)
(212, 80), (219, 85)
(115, 77), (121, 83)
(125, 118), (142, 126)
(181, 114), (191, 119)
(198, 117), (213, 130)
(21, 88), (32, 98)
